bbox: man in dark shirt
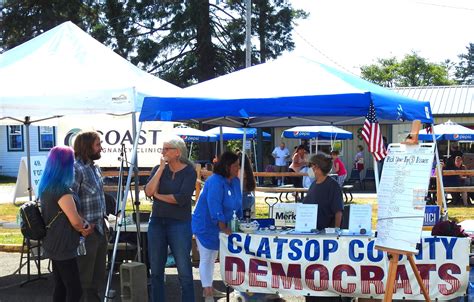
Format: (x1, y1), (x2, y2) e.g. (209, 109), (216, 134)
(303, 154), (344, 230)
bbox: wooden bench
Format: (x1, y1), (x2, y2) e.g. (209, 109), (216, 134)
(428, 186), (474, 206)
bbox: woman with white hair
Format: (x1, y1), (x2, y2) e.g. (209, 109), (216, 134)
(144, 136), (197, 302)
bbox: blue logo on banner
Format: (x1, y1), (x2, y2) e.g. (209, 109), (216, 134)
(424, 205), (440, 226)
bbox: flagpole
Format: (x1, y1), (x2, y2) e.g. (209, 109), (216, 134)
(373, 157), (380, 192)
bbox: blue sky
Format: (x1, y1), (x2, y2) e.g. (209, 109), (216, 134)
(289, 0), (474, 74)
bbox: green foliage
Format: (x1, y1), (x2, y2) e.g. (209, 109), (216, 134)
(455, 43), (474, 84)
(361, 52), (455, 87)
(0, 0), (100, 52)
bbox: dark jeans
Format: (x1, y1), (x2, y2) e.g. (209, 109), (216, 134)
(147, 217), (194, 302)
(52, 258), (82, 302)
(77, 230), (107, 302)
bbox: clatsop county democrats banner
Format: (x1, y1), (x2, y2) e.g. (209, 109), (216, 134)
(219, 233), (469, 300)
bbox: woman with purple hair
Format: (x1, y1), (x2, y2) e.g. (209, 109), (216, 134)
(38, 146), (93, 302)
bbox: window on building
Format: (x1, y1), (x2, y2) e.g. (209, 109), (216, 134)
(38, 126), (55, 151)
(7, 125), (24, 151)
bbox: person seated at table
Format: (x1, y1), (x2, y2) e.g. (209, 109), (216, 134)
(330, 150), (347, 187)
(192, 151), (242, 301)
(289, 145), (308, 188)
(443, 155), (467, 206)
(300, 165), (315, 189)
(303, 154), (344, 231)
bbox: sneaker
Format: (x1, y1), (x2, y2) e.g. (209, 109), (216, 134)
(213, 288), (227, 298)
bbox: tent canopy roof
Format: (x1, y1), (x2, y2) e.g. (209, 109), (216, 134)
(0, 21), (180, 124)
(419, 120), (474, 141)
(139, 56), (433, 127)
(282, 126), (353, 140)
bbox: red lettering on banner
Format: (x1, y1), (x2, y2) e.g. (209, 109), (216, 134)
(416, 264), (436, 293)
(394, 265), (413, 294)
(249, 259), (268, 287)
(224, 256), (245, 285)
(360, 265), (384, 294)
(305, 264), (329, 291)
(438, 263), (461, 295)
(333, 265), (356, 294)
(270, 263), (303, 290)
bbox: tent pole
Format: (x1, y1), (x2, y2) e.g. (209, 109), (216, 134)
(189, 142), (194, 160)
(131, 112), (142, 263)
(432, 128), (448, 218)
(240, 129), (247, 194)
(105, 122), (143, 301)
(24, 117), (33, 201)
(219, 127), (224, 155)
(253, 139), (259, 183)
(373, 157), (380, 192)
(447, 140), (450, 158)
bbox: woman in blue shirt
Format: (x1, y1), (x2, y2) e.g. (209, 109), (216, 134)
(192, 151), (242, 301)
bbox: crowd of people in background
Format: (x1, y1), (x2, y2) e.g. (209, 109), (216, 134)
(34, 129), (474, 302)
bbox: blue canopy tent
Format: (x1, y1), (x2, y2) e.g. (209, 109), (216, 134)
(128, 56), (441, 214)
(282, 125), (353, 154)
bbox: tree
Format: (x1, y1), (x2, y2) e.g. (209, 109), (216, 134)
(93, 0), (307, 87)
(455, 43), (474, 84)
(0, 0), (100, 52)
(360, 52), (454, 87)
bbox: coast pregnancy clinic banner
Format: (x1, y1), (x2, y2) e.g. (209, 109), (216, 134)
(220, 233), (469, 300)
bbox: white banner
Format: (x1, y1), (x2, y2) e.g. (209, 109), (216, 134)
(220, 233), (470, 300)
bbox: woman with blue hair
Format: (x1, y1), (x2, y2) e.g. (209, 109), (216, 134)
(39, 146), (93, 302)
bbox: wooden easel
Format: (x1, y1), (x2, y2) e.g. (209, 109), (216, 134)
(377, 120), (431, 301)
(376, 246), (431, 302)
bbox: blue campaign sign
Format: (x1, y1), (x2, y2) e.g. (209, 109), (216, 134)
(424, 205), (440, 226)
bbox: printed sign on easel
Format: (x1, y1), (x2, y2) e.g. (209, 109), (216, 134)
(13, 156), (47, 203)
(375, 143), (435, 253)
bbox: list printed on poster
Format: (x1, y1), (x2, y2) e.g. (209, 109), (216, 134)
(375, 143), (435, 253)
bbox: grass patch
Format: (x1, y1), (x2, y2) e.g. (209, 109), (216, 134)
(0, 228), (22, 245)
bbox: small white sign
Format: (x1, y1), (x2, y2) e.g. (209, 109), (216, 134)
(272, 203), (296, 227)
(295, 203), (318, 232)
(13, 156), (47, 202)
(348, 204), (372, 235)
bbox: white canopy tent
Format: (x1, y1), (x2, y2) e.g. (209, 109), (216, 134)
(0, 21), (180, 124)
(0, 22), (182, 289)
(0, 21), (181, 199)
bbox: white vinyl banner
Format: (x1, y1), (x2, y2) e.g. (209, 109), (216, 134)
(220, 233), (470, 300)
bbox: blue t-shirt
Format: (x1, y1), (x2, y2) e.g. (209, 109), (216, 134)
(192, 174), (242, 250)
(303, 176), (344, 230)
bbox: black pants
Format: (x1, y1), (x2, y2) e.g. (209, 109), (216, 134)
(52, 258), (82, 302)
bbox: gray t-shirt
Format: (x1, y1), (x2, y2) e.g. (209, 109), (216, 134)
(303, 177), (344, 230)
(41, 188), (80, 261)
(148, 164), (197, 221)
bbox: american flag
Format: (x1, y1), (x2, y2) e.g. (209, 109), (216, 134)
(361, 101), (387, 161)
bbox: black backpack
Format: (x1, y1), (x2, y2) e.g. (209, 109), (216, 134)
(20, 201), (61, 240)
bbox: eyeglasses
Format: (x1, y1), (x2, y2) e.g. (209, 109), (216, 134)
(162, 147), (177, 152)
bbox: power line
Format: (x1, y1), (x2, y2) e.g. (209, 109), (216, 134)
(291, 25), (359, 76)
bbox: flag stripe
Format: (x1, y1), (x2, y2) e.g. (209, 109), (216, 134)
(362, 101), (387, 161)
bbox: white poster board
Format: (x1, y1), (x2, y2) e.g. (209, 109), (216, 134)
(348, 204), (372, 235)
(13, 156), (47, 202)
(294, 203), (317, 232)
(375, 143), (435, 253)
(272, 203), (296, 227)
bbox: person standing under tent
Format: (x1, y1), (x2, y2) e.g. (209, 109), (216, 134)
(289, 145), (308, 188)
(272, 142), (290, 186)
(330, 150), (347, 187)
(40, 146), (93, 302)
(72, 131), (107, 302)
(303, 154), (344, 233)
(192, 152), (242, 302)
(238, 151), (257, 218)
(144, 136), (196, 302)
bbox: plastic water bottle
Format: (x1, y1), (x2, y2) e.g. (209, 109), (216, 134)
(230, 210), (239, 232)
(77, 236), (87, 256)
